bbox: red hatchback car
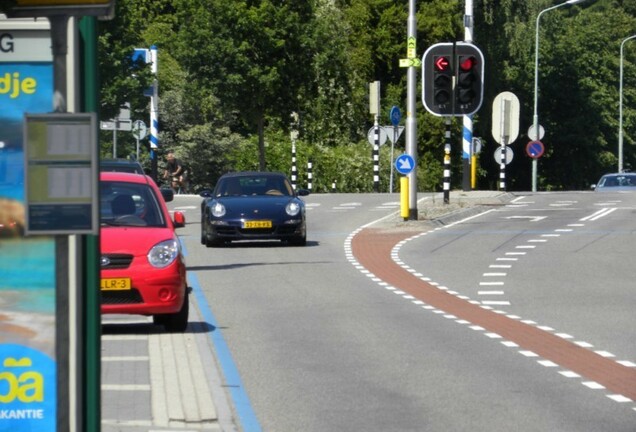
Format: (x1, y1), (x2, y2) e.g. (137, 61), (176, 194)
(100, 172), (189, 332)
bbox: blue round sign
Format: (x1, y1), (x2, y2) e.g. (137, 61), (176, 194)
(395, 153), (415, 175)
(526, 140), (545, 159)
(390, 106), (401, 127)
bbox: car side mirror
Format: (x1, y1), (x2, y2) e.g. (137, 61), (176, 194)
(199, 189), (213, 198)
(296, 189), (310, 197)
(173, 211), (186, 228)
(161, 187), (174, 202)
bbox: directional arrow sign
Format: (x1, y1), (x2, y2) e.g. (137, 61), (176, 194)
(435, 56), (449, 71)
(395, 154), (415, 175)
(399, 58), (421, 68)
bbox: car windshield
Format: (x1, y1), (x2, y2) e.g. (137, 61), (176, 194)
(214, 175), (293, 197)
(599, 174), (636, 188)
(100, 181), (166, 227)
(100, 160), (144, 174)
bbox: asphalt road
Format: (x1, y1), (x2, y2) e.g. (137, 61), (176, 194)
(168, 191), (636, 432)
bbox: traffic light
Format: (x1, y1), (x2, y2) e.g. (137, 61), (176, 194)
(454, 43), (484, 115)
(422, 42), (484, 117)
(432, 55), (453, 114)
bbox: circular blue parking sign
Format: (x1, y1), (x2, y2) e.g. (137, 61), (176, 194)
(390, 106), (401, 127)
(395, 153), (415, 175)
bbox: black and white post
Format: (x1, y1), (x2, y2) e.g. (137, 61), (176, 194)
(369, 80), (381, 193)
(499, 142), (507, 191)
(307, 159), (313, 192)
(443, 118), (452, 204)
(290, 112), (299, 190)
(373, 123), (380, 192)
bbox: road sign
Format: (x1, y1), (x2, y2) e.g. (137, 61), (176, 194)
(100, 119), (132, 131)
(395, 154), (415, 175)
(527, 124), (545, 141)
(386, 126), (405, 144)
(494, 146), (514, 165)
(491, 92), (520, 144)
(526, 140), (545, 159)
(132, 120), (148, 140)
(399, 58), (421, 68)
(390, 106), (401, 126)
(368, 126), (388, 146)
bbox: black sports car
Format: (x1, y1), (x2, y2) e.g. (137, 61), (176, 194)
(200, 171), (309, 247)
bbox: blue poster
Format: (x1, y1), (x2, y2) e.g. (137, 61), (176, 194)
(0, 57), (56, 432)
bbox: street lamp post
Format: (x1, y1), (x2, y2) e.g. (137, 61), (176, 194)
(619, 34), (636, 173)
(532, 0), (585, 192)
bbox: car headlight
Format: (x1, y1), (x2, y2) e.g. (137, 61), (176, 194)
(286, 201), (301, 216)
(211, 201), (226, 217)
(148, 239), (180, 268)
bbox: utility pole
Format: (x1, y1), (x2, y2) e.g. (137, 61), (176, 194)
(406, 0), (418, 219)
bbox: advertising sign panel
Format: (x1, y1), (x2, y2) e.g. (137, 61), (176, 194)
(0, 20), (57, 432)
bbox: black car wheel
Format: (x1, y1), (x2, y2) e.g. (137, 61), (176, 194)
(288, 233), (307, 246)
(161, 294), (189, 333)
(200, 217), (207, 245)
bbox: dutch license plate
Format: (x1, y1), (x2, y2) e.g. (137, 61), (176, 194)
(243, 220), (272, 229)
(101, 278), (132, 290)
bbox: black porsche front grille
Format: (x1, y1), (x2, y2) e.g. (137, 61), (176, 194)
(101, 289), (143, 304)
(101, 254), (133, 269)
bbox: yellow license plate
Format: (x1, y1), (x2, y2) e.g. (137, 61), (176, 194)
(101, 278), (132, 290)
(243, 220), (272, 229)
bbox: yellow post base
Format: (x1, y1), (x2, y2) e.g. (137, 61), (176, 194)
(400, 176), (409, 220)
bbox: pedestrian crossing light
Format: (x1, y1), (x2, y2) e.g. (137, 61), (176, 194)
(422, 42), (484, 117)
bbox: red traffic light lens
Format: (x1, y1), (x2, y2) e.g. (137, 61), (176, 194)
(434, 56), (450, 72)
(459, 56), (476, 71)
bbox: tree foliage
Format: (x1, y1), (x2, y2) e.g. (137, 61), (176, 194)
(95, 0), (636, 193)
